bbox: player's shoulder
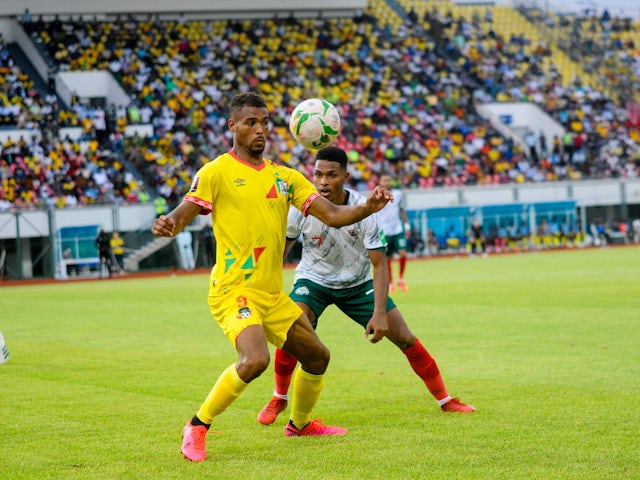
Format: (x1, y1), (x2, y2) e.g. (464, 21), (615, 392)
(268, 159), (304, 177)
(197, 152), (231, 173)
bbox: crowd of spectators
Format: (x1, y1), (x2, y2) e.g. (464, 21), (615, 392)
(421, 3), (640, 182)
(0, 132), (145, 211)
(0, 36), (59, 130)
(0, 2), (639, 214)
(517, 4), (640, 102)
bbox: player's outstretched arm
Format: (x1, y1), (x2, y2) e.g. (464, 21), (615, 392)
(307, 185), (393, 228)
(152, 200), (202, 237)
(365, 185), (394, 213)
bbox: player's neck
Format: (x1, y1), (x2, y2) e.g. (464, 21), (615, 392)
(335, 189), (349, 206)
(231, 147), (263, 167)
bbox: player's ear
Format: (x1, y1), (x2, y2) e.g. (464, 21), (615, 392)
(343, 170), (350, 183)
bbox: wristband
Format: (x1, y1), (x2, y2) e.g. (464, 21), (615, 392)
(404, 222), (410, 231)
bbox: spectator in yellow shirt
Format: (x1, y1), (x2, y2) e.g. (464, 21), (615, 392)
(110, 231), (125, 272)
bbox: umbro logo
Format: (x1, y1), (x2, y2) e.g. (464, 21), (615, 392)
(234, 178), (246, 187)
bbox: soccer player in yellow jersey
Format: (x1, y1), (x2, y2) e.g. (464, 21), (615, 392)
(152, 92), (393, 462)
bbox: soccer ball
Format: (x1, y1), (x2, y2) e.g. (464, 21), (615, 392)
(289, 98), (341, 150)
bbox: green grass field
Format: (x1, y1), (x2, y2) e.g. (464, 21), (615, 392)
(1, 247), (639, 479)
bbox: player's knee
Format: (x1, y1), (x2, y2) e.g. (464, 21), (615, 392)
(298, 343), (330, 375)
(388, 328), (415, 351)
(237, 352), (270, 382)
(392, 338), (413, 351)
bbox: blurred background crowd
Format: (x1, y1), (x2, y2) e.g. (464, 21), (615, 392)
(1, 0), (638, 212)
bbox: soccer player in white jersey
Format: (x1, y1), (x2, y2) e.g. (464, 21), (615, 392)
(257, 146), (475, 425)
(377, 173), (410, 292)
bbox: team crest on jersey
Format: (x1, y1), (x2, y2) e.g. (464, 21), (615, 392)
(276, 179), (289, 196)
(237, 307), (252, 319)
(189, 176), (200, 193)
(348, 228), (359, 238)
(294, 286), (310, 296)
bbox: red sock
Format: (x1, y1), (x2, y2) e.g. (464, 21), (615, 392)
(402, 338), (448, 400)
(274, 348), (298, 397)
(387, 259), (393, 284)
(399, 256), (407, 278)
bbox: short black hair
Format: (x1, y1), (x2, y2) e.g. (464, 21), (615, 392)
(229, 92), (267, 118)
(316, 145), (348, 170)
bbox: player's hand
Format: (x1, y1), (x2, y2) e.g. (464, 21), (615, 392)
(364, 313), (389, 344)
(365, 185), (394, 213)
(151, 215), (176, 237)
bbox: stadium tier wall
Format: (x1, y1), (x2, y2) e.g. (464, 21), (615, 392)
(1, 178), (638, 280)
(1, 178), (638, 243)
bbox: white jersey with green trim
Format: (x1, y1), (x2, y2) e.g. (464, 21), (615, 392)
(287, 189), (387, 289)
(376, 188), (405, 236)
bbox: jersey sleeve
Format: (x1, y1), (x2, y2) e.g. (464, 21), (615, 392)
(288, 168), (319, 217)
(349, 191), (387, 251)
(362, 212), (388, 250)
(286, 206), (304, 239)
(185, 163), (216, 215)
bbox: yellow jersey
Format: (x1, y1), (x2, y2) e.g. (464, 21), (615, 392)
(185, 151), (319, 294)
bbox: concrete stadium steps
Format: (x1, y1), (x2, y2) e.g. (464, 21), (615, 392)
(5, 43), (48, 94)
(123, 236), (173, 272)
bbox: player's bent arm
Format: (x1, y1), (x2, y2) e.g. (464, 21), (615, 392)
(400, 208), (411, 237)
(152, 199), (202, 237)
(400, 208), (410, 225)
(369, 249), (390, 316)
(306, 186), (392, 228)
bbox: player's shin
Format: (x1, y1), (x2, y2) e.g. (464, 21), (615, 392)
(196, 364), (248, 424)
(274, 348), (298, 397)
(402, 338), (448, 401)
(289, 368), (324, 428)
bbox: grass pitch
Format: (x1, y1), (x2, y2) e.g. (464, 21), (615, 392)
(1, 247), (639, 479)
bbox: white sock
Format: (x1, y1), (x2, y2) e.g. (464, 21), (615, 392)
(437, 395), (452, 407)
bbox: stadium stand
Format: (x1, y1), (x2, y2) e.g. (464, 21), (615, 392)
(0, 2), (638, 212)
(0, 1), (638, 267)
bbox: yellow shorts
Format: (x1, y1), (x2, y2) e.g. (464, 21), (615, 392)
(208, 287), (303, 349)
